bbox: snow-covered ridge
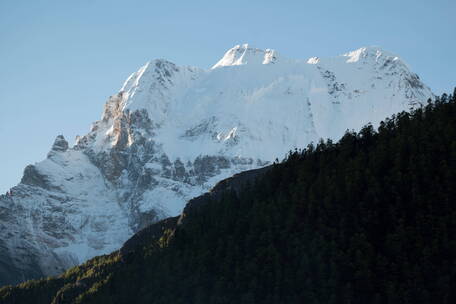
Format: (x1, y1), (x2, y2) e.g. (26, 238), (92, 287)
(343, 46), (400, 64)
(0, 44), (433, 286)
(212, 43), (279, 68)
(95, 44), (431, 160)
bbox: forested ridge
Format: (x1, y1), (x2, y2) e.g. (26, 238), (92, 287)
(1, 90), (456, 303)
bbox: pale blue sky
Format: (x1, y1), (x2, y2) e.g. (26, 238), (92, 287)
(0, 0), (455, 193)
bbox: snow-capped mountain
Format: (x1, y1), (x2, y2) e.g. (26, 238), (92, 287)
(0, 44), (433, 285)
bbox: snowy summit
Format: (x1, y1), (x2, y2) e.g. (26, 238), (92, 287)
(212, 44), (280, 68)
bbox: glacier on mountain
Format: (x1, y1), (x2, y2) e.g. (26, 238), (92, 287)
(0, 44), (433, 285)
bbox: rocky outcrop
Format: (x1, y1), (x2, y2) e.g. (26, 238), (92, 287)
(20, 165), (52, 189)
(50, 135), (69, 153)
(120, 164), (272, 258)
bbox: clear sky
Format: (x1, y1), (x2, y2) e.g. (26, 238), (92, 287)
(0, 0), (455, 193)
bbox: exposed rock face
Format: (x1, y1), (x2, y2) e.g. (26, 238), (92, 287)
(0, 45), (433, 286)
(50, 135), (69, 153)
(120, 165), (272, 258)
(21, 165), (52, 189)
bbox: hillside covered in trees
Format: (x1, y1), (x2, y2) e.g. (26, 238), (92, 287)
(1, 90), (456, 304)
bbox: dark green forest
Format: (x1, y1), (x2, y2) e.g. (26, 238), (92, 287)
(1, 90), (456, 303)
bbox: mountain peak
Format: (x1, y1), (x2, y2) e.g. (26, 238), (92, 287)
(212, 44), (279, 69)
(51, 135), (68, 152)
(342, 46), (399, 63)
(0, 44), (434, 287)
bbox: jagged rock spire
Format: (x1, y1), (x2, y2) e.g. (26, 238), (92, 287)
(51, 135), (69, 152)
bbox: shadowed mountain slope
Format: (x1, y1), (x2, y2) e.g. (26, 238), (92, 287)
(2, 91), (456, 304)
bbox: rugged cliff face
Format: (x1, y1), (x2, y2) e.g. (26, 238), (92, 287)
(0, 44), (433, 286)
